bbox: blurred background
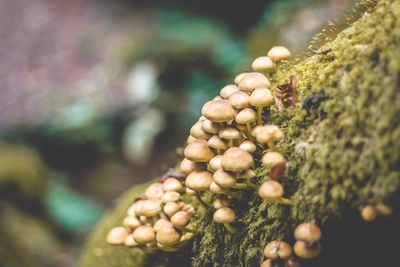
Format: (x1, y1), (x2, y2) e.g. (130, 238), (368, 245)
(0, 0), (354, 266)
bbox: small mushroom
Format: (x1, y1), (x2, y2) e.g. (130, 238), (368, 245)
(252, 56), (276, 73)
(258, 181), (291, 205)
(228, 90), (251, 109)
(185, 187), (197, 196)
(213, 197), (230, 209)
(260, 259), (278, 267)
(253, 125), (283, 149)
(203, 100), (236, 123)
(153, 219), (173, 232)
(202, 119), (221, 134)
(238, 72), (271, 92)
(294, 223), (321, 243)
(213, 168), (237, 189)
(234, 72), (247, 85)
(213, 207), (237, 233)
(184, 139), (215, 163)
(141, 199), (163, 217)
(156, 224), (181, 246)
(123, 215), (141, 230)
(263, 240), (293, 260)
(262, 151), (285, 168)
(219, 127), (241, 147)
(210, 181), (229, 194)
(267, 46), (292, 62)
(190, 120), (212, 139)
(209, 155), (223, 172)
(250, 88), (274, 124)
(221, 147), (254, 172)
(284, 259), (301, 267)
(133, 226), (156, 244)
(235, 108), (257, 134)
(185, 171), (213, 192)
(162, 177), (184, 192)
(239, 140), (257, 153)
(170, 211), (191, 228)
(375, 203), (394, 216)
(163, 202), (181, 217)
(144, 182), (164, 199)
(293, 241), (321, 259)
(220, 84), (240, 99)
(361, 205), (378, 221)
(161, 191), (181, 203)
(208, 135), (228, 153)
(107, 226), (130, 245)
(187, 135), (197, 144)
(269, 160), (287, 180)
(124, 234), (139, 247)
(180, 158), (206, 174)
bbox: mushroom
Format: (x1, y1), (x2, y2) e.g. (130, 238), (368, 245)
(203, 99), (236, 124)
(267, 46), (291, 62)
(284, 259), (301, 267)
(234, 72), (247, 85)
(253, 125), (283, 149)
(269, 160), (287, 180)
(238, 72), (271, 92)
(221, 147), (254, 172)
(213, 207), (237, 233)
(213, 168), (237, 189)
(156, 224), (181, 246)
(161, 191), (181, 203)
(260, 259), (278, 267)
(258, 181), (291, 205)
(124, 234), (139, 247)
(235, 108), (257, 134)
(123, 215), (141, 230)
(375, 203), (393, 216)
(219, 127), (241, 147)
(210, 181), (229, 195)
(361, 205), (378, 221)
(252, 56), (276, 73)
(220, 84), (240, 99)
(141, 199), (163, 217)
(209, 155), (223, 172)
(144, 182), (164, 199)
(185, 187), (197, 196)
(190, 121), (212, 139)
(153, 219), (172, 232)
(228, 91), (251, 109)
(208, 135), (228, 153)
(262, 151), (285, 168)
(163, 202), (181, 217)
(202, 119), (221, 134)
(162, 177), (184, 192)
(184, 139), (215, 163)
(132, 226), (156, 244)
(187, 135), (197, 144)
(213, 197), (230, 209)
(107, 226), (130, 245)
(170, 211), (191, 228)
(250, 88), (274, 124)
(180, 158), (206, 174)
(239, 140), (257, 153)
(294, 223), (321, 243)
(185, 171), (213, 192)
(263, 240), (293, 260)
(293, 241), (321, 259)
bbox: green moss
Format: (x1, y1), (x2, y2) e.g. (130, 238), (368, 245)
(79, 1), (400, 266)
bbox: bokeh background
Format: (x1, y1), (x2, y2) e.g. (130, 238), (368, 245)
(0, 0), (354, 266)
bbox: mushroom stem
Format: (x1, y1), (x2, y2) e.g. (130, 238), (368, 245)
(183, 226), (197, 233)
(223, 223), (237, 233)
(232, 183), (248, 189)
(194, 193), (209, 208)
(257, 107), (264, 125)
(275, 197), (292, 205)
(267, 141), (276, 151)
(228, 139), (233, 147)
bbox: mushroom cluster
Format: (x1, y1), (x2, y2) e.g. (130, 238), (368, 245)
(107, 177), (197, 252)
(360, 203), (393, 221)
(180, 46), (292, 232)
(261, 240), (301, 267)
(293, 222), (321, 259)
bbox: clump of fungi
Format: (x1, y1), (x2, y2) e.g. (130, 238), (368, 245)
(360, 203), (393, 221)
(293, 222), (322, 259)
(260, 240), (301, 267)
(107, 176), (197, 252)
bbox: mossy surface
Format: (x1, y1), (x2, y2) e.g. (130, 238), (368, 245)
(79, 1), (400, 266)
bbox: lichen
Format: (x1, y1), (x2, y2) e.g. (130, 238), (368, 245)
(79, 1), (400, 266)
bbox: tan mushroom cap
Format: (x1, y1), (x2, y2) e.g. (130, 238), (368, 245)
(295, 223), (321, 242)
(133, 226), (156, 244)
(208, 135), (227, 150)
(238, 72), (271, 92)
(262, 151), (285, 167)
(123, 215), (141, 230)
(107, 226), (130, 245)
(267, 46), (292, 62)
(132, 200), (145, 216)
(153, 219), (173, 232)
(201, 100), (213, 116)
(219, 127), (240, 141)
(239, 140), (257, 153)
(213, 168), (237, 188)
(185, 171), (213, 191)
(187, 135), (197, 144)
(253, 125), (284, 144)
(234, 72), (247, 85)
(163, 201), (181, 217)
(293, 240), (321, 259)
(170, 211), (191, 228)
(228, 91), (251, 109)
(209, 181), (229, 194)
(124, 234), (139, 247)
(156, 225), (181, 245)
(258, 180), (284, 199)
(284, 259), (302, 267)
(220, 84), (240, 99)
(235, 108), (257, 125)
(250, 88), (274, 107)
(185, 187), (197, 196)
(144, 182), (164, 199)
(361, 205), (378, 221)
(190, 121), (212, 139)
(180, 158), (206, 174)
(209, 155), (222, 171)
(213, 197), (230, 209)
(202, 119), (221, 134)
(161, 191), (181, 203)
(221, 147), (254, 172)
(141, 199), (163, 217)
(184, 139), (215, 162)
(375, 203), (393, 216)
(203, 100), (236, 122)
(252, 56), (276, 72)
(263, 240), (293, 260)
(260, 259), (278, 267)
(213, 207), (236, 223)
(162, 177), (184, 192)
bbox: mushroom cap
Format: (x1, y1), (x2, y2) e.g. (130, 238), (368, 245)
(260, 259), (278, 267)
(284, 259), (301, 267)
(208, 135), (227, 150)
(141, 199), (163, 217)
(185, 187), (197, 196)
(213, 168), (237, 188)
(240, 169), (256, 179)
(250, 88), (274, 107)
(156, 225), (181, 245)
(293, 240), (321, 259)
(163, 201), (181, 217)
(123, 215), (141, 230)
(161, 191), (181, 203)
(269, 161), (287, 180)
(201, 100), (213, 116)
(185, 171), (213, 191)
(238, 72), (271, 92)
(132, 200), (145, 216)
(202, 119), (221, 134)
(361, 205), (378, 221)
(209, 155), (223, 171)
(162, 177), (184, 192)
(190, 121), (212, 139)
(258, 180), (284, 199)
(262, 151), (285, 167)
(263, 240), (293, 260)
(107, 226), (130, 245)
(228, 91), (251, 109)
(170, 211), (191, 228)
(220, 84), (240, 99)
(375, 203), (393, 216)
(294, 223), (322, 242)
(252, 56), (276, 72)
(234, 72), (247, 85)
(187, 135), (197, 144)
(253, 125), (283, 144)
(213, 207), (236, 223)
(235, 108), (257, 125)
(124, 234), (139, 247)
(133, 226), (156, 244)
(203, 100), (236, 122)
(180, 158), (206, 174)
(239, 140), (257, 153)
(267, 46), (292, 62)
(153, 219), (173, 232)
(144, 182), (164, 199)
(213, 197), (230, 209)
(184, 139), (215, 162)
(219, 127), (240, 141)
(221, 147), (254, 172)
(209, 181), (229, 194)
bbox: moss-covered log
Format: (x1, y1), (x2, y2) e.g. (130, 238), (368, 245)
(79, 1), (400, 266)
